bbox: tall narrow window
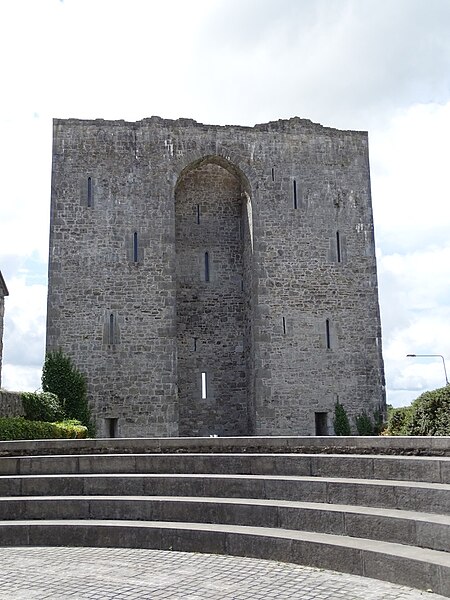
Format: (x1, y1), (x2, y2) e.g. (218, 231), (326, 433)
(271, 167), (275, 182)
(193, 337), (197, 352)
(196, 204), (200, 224)
(133, 232), (138, 263)
(87, 177), (92, 207)
(204, 252), (210, 282)
(201, 371), (207, 399)
(282, 316), (286, 335)
(326, 319), (331, 349)
(336, 231), (341, 263)
(109, 313), (115, 345)
(293, 179), (298, 209)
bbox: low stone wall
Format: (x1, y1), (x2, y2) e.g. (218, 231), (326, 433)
(0, 390), (24, 418)
(0, 435), (449, 457)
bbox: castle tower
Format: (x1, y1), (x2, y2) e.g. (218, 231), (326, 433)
(46, 117), (385, 437)
(0, 270), (8, 389)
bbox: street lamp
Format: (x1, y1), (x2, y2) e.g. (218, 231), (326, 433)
(406, 354), (449, 386)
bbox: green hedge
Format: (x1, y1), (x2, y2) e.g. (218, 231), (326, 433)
(0, 417), (87, 440)
(386, 386), (450, 436)
(21, 391), (64, 422)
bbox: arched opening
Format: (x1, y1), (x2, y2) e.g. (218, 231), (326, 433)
(175, 157), (254, 436)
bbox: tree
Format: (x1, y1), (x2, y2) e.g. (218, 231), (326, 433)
(385, 386), (450, 436)
(407, 385), (450, 436)
(333, 400), (351, 435)
(42, 350), (94, 434)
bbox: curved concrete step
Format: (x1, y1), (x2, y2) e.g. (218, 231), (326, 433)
(1, 453), (449, 483)
(1, 473), (449, 514)
(0, 495), (448, 551)
(0, 520), (448, 596)
(0, 435), (449, 457)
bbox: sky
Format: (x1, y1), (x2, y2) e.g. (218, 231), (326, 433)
(1, 0), (450, 407)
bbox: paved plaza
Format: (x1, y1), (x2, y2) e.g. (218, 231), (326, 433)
(0, 547), (445, 600)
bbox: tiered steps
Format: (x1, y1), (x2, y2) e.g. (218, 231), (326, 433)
(0, 437), (448, 596)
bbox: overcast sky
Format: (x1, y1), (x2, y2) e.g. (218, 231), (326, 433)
(1, 0), (450, 407)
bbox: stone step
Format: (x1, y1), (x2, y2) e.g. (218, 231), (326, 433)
(0, 435), (449, 457)
(1, 452), (449, 483)
(1, 473), (449, 514)
(0, 495), (448, 551)
(0, 520), (448, 596)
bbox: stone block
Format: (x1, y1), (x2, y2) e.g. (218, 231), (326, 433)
(278, 505), (345, 534)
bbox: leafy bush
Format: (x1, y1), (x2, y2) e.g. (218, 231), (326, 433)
(385, 386), (450, 436)
(354, 408), (386, 435)
(42, 350), (94, 434)
(0, 417), (87, 440)
(385, 405), (413, 435)
(21, 391), (64, 422)
(355, 411), (374, 435)
(372, 407), (386, 435)
(333, 400), (351, 435)
(407, 386), (450, 436)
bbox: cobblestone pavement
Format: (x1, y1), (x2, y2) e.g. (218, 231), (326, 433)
(0, 547), (445, 600)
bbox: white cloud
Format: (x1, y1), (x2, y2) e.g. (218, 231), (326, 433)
(370, 102), (450, 406)
(1, 276), (47, 392)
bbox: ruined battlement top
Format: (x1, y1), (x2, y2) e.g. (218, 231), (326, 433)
(53, 116), (367, 137)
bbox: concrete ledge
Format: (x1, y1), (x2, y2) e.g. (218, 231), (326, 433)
(0, 496), (447, 551)
(0, 520), (448, 596)
(0, 436), (449, 457)
(1, 452), (449, 483)
(1, 474), (449, 513)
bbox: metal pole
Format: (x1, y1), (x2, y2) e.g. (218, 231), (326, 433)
(406, 354), (449, 386)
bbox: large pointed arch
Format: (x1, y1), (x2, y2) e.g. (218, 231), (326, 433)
(174, 154), (256, 435)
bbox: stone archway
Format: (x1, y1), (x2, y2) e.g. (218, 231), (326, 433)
(174, 157), (254, 436)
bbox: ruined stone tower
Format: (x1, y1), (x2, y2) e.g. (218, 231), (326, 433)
(0, 271), (8, 388)
(46, 116), (385, 437)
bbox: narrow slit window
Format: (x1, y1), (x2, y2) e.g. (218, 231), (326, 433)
(293, 179), (298, 209)
(87, 177), (92, 207)
(204, 252), (210, 282)
(271, 167), (275, 182)
(201, 371), (207, 399)
(196, 204), (200, 224)
(193, 337), (197, 352)
(336, 231), (341, 263)
(282, 316), (286, 335)
(326, 319), (331, 349)
(133, 232), (138, 263)
(109, 313), (115, 345)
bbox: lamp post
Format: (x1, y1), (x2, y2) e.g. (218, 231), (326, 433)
(406, 354), (449, 386)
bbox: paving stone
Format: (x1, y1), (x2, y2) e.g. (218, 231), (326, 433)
(0, 547), (445, 600)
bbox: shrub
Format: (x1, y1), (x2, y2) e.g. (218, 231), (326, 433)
(406, 386), (450, 436)
(385, 405), (413, 435)
(0, 417), (87, 440)
(355, 411), (374, 435)
(333, 400), (351, 435)
(42, 350), (94, 434)
(372, 407), (386, 435)
(21, 391), (64, 422)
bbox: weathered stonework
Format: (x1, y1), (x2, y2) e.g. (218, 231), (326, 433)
(0, 271), (8, 389)
(46, 116), (385, 437)
(0, 390), (23, 418)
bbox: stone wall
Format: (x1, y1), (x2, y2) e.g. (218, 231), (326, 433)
(47, 116), (386, 437)
(0, 390), (24, 418)
(0, 270), (8, 389)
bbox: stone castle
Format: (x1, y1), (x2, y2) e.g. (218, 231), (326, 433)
(46, 116), (385, 437)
